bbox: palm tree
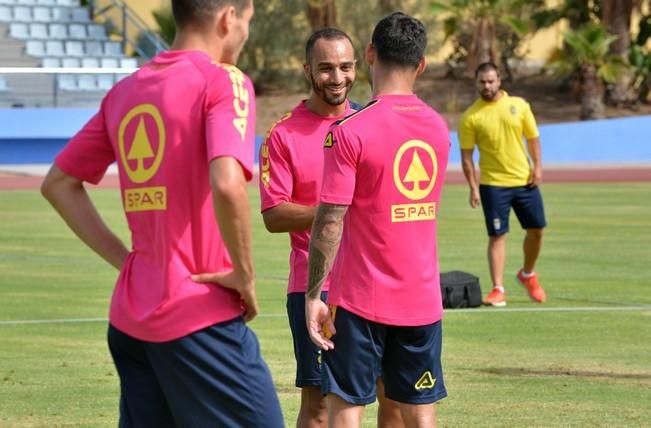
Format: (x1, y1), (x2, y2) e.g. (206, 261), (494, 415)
(431, 0), (543, 79)
(548, 23), (626, 120)
(602, 0), (635, 105)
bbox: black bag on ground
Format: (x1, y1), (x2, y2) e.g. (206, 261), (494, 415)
(440, 271), (482, 308)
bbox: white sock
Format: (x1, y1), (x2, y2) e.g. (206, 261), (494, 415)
(520, 270), (535, 278)
(493, 285), (505, 293)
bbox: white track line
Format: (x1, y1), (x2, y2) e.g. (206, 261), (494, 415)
(1, 305), (649, 326)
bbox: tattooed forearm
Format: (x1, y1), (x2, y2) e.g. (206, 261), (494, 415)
(307, 248), (328, 299)
(306, 203), (347, 299)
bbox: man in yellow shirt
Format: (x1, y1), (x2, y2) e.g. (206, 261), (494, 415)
(459, 62), (547, 306)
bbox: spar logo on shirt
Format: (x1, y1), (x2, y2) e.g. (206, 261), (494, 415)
(391, 139), (438, 223)
(118, 103), (167, 213)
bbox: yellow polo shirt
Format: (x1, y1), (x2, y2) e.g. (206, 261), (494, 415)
(459, 91), (539, 187)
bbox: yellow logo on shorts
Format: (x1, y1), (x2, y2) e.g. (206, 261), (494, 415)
(414, 371), (436, 390)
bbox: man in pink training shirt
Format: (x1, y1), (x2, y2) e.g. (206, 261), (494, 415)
(260, 28), (403, 428)
(306, 12), (450, 428)
(40, 1), (283, 426)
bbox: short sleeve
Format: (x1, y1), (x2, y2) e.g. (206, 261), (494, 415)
(522, 101), (539, 140)
(458, 113), (476, 150)
(259, 129), (294, 212)
(55, 106), (114, 184)
(320, 125), (360, 206)
(205, 65), (256, 181)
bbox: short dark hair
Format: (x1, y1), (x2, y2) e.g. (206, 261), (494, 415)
(172, 0), (250, 29)
(371, 12), (426, 69)
(475, 62), (501, 79)
(305, 27), (354, 64)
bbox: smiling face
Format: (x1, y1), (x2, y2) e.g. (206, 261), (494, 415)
(305, 37), (356, 106)
(476, 69), (501, 102)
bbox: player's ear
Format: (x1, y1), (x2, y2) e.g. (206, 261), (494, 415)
(416, 56), (427, 76)
(216, 5), (236, 36)
(365, 43), (375, 66)
(303, 62), (311, 82)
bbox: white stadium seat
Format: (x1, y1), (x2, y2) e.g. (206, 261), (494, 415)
(78, 74), (97, 91)
(68, 23), (86, 38)
(70, 7), (88, 21)
(58, 74), (77, 90)
(65, 40), (84, 56)
(51, 7), (70, 21)
(100, 57), (119, 68)
(9, 23), (29, 39)
(45, 40), (65, 56)
(61, 57), (80, 68)
(81, 57), (99, 68)
(120, 57), (138, 69)
(30, 23), (48, 38)
(26, 40), (45, 56)
(0, 6), (11, 22)
(87, 24), (106, 39)
(104, 41), (122, 56)
(33, 7), (51, 21)
(97, 74), (114, 90)
(84, 40), (102, 55)
(49, 23), (67, 39)
(14, 6), (32, 21)
(42, 57), (61, 68)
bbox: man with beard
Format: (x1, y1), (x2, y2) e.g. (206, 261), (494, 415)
(306, 12), (449, 427)
(259, 27), (403, 428)
(459, 62), (547, 307)
(41, 0), (284, 426)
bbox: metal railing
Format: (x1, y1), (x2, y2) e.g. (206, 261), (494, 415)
(0, 67), (137, 108)
(88, 0), (169, 60)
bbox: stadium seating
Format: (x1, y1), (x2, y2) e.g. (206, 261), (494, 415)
(1, 0), (141, 98)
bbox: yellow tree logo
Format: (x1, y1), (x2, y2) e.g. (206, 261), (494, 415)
(393, 140), (437, 200)
(118, 104), (166, 184)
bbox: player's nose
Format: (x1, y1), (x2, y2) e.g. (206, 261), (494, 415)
(330, 68), (344, 83)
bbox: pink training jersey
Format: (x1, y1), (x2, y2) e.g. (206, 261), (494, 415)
(259, 101), (355, 294)
(321, 94), (450, 326)
(55, 50), (256, 342)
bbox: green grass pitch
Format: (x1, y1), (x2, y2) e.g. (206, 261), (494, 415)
(1, 183), (650, 427)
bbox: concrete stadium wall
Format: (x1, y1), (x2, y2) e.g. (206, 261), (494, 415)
(1, 108), (650, 166)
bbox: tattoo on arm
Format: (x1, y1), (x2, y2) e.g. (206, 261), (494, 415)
(306, 204), (347, 299)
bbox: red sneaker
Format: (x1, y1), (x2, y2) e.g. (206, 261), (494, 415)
(517, 270), (547, 303)
(482, 288), (506, 307)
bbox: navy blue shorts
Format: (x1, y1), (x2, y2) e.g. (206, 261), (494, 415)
(107, 319), (284, 428)
(287, 291), (327, 387)
(321, 306), (447, 405)
(479, 184), (547, 236)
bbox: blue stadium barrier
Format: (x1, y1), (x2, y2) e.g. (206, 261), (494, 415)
(2, 108), (650, 166)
